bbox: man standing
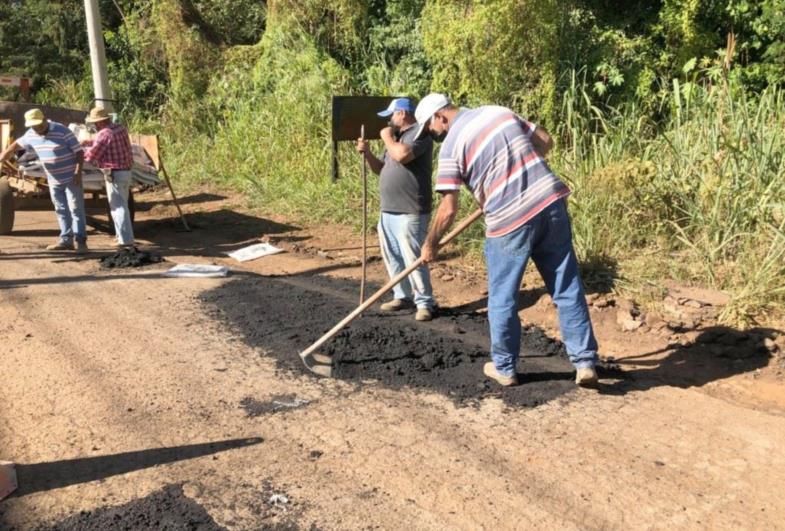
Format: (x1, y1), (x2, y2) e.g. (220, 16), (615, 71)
(0, 108), (87, 253)
(415, 93), (599, 386)
(356, 97), (435, 321)
(81, 107), (135, 248)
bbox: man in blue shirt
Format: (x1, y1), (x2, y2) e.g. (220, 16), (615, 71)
(0, 109), (87, 253)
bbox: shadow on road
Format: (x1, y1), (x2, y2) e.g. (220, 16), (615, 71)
(136, 192), (228, 210)
(135, 208), (308, 259)
(599, 326), (780, 395)
(11, 437), (263, 497)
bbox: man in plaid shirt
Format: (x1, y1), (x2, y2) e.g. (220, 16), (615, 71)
(82, 107), (135, 248)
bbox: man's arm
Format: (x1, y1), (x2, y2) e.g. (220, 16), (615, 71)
(0, 140), (19, 163)
(380, 127), (414, 164)
(530, 126), (554, 158)
(421, 191), (460, 263)
(356, 138), (384, 175)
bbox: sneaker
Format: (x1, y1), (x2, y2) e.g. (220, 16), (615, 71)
(46, 241), (74, 251)
(75, 242), (89, 255)
(575, 367), (598, 387)
(483, 362), (518, 387)
(380, 299), (412, 311)
(415, 308), (432, 321)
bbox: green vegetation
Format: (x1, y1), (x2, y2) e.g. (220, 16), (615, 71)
(1, 0), (783, 323)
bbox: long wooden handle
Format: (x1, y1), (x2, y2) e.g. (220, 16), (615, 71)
(156, 136), (190, 232)
(360, 124), (367, 304)
(300, 208), (483, 360)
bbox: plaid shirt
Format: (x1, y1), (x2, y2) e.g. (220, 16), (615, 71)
(84, 123), (133, 170)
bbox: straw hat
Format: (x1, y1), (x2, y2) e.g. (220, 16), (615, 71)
(85, 107), (111, 123)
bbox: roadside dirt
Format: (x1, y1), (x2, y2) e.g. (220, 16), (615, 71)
(1, 187), (785, 530)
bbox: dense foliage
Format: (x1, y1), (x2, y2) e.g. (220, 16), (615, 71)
(1, 0), (783, 322)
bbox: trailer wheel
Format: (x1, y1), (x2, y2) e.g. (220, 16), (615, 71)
(0, 177), (14, 234)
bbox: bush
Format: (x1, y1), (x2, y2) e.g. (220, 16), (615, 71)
(422, 0), (560, 125)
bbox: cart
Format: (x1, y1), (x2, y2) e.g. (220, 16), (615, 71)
(0, 101), (188, 235)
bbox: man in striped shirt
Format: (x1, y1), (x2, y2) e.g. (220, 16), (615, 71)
(0, 108), (87, 253)
(415, 93), (599, 387)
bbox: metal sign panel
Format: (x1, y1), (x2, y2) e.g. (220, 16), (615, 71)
(331, 96), (396, 142)
(331, 96), (420, 181)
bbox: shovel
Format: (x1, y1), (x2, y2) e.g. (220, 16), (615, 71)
(299, 207), (483, 377)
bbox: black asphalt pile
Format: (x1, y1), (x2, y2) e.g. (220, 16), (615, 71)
(202, 274), (583, 408)
(36, 484), (224, 530)
(99, 247), (164, 269)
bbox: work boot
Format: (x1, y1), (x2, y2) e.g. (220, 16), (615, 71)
(415, 308), (432, 322)
(380, 298), (412, 311)
(75, 241), (89, 255)
(575, 367), (598, 387)
(46, 241), (74, 251)
(483, 362), (518, 387)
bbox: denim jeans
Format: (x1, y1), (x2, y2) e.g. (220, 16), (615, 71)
(48, 179), (86, 244)
(378, 212), (434, 310)
(106, 170), (134, 245)
(484, 199), (598, 376)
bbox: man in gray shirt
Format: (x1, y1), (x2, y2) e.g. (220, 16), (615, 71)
(356, 98), (435, 321)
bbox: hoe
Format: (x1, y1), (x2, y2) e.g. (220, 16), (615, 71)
(299, 208), (483, 377)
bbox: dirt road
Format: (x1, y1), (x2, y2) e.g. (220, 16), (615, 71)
(2, 192), (784, 530)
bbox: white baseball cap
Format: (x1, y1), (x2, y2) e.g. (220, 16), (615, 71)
(414, 93), (451, 138)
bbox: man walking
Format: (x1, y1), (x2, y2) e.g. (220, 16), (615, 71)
(415, 93), (599, 386)
(0, 108), (87, 253)
(81, 107), (135, 248)
(356, 97), (435, 321)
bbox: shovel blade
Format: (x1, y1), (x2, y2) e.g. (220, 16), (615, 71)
(300, 351), (333, 378)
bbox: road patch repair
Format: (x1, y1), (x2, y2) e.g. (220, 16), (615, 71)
(201, 273), (605, 407)
(32, 484), (223, 530)
(99, 247), (164, 269)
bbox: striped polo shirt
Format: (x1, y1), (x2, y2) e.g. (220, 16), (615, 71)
(18, 121), (83, 184)
(435, 106), (570, 238)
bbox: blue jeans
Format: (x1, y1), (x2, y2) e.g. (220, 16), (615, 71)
(378, 212), (434, 310)
(106, 170), (134, 245)
(48, 179), (86, 244)
(484, 200), (598, 376)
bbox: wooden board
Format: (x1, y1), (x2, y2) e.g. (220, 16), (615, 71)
(1, 119), (10, 151)
(128, 133), (160, 170)
(0, 101), (85, 140)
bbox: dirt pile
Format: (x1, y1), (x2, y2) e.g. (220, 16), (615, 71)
(35, 484), (224, 530)
(201, 274), (589, 407)
(99, 248), (164, 269)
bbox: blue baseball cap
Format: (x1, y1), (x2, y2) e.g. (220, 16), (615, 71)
(377, 97), (415, 117)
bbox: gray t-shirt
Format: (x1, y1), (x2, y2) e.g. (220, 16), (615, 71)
(379, 124), (433, 214)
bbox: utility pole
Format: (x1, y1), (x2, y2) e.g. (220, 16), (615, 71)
(83, 0), (113, 112)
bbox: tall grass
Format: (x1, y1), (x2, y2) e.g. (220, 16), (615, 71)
(556, 72), (785, 322)
(165, 24), (488, 249)
(163, 27), (784, 324)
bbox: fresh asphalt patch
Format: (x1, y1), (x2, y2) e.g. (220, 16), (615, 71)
(201, 273), (595, 407)
(33, 484), (224, 531)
